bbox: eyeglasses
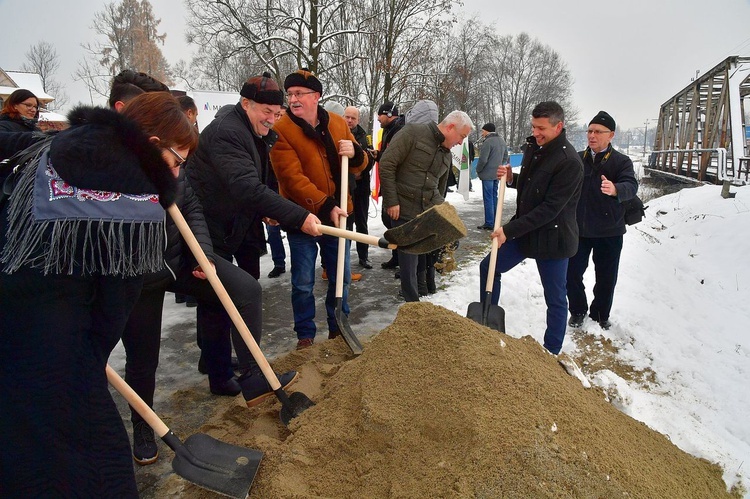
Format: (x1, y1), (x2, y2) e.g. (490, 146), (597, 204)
(285, 91), (317, 100)
(587, 130), (611, 135)
(18, 102), (38, 110)
(167, 147), (186, 168)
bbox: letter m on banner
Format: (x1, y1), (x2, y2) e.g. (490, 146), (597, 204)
(451, 137), (470, 201)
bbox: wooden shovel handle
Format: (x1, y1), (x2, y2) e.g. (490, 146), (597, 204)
(166, 204), (281, 391)
(485, 181), (506, 293)
(106, 364), (170, 438)
(335, 156), (349, 298)
(316, 224), (397, 250)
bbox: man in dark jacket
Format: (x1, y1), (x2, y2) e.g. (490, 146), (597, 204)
(187, 74), (321, 394)
(344, 105), (375, 269)
(380, 110), (474, 302)
(375, 101), (406, 270)
(475, 122), (509, 230)
(567, 111), (638, 330)
(478, 101), (583, 355)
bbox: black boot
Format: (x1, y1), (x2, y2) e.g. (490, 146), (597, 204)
(238, 368), (299, 407)
(426, 266), (436, 294)
(417, 271), (428, 296)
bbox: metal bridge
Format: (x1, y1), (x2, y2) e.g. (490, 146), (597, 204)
(649, 56), (750, 189)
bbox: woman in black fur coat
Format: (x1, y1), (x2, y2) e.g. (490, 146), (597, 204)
(0, 93), (194, 497)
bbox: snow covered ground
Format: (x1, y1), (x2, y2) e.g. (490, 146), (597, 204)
(428, 174), (750, 496)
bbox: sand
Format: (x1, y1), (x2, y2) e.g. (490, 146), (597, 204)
(158, 302), (732, 498)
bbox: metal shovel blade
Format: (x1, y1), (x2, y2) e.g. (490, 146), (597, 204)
(335, 297), (363, 355)
(466, 293), (506, 332)
(384, 202), (467, 254)
(167, 432), (262, 499)
(279, 391), (316, 426)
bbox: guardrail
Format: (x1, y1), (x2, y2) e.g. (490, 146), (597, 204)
(646, 147), (745, 184)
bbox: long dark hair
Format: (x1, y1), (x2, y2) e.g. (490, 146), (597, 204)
(1, 89), (39, 119)
(122, 92), (198, 152)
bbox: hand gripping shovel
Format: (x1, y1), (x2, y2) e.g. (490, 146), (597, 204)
(106, 365), (262, 498)
(167, 204), (314, 426)
(333, 156), (364, 355)
(317, 201), (467, 255)
(466, 181), (506, 332)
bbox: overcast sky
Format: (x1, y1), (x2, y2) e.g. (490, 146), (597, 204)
(1, 0), (749, 130)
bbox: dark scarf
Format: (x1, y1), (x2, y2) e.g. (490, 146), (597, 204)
(285, 106), (342, 205)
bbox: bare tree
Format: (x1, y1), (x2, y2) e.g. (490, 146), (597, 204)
(74, 0), (171, 102)
(21, 41), (69, 110)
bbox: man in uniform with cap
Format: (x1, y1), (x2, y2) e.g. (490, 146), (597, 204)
(270, 69), (369, 349)
(475, 122), (509, 230)
(567, 111), (638, 330)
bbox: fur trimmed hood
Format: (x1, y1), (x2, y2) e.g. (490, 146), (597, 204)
(49, 106), (177, 208)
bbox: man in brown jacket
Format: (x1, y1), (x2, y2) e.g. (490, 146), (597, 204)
(270, 70), (369, 349)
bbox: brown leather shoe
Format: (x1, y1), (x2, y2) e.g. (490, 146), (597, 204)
(321, 269), (328, 280)
(296, 338), (314, 350)
(351, 272), (362, 282)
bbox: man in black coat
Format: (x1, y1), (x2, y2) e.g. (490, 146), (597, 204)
(567, 111), (638, 330)
(478, 101), (583, 355)
(186, 73), (321, 402)
(344, 105), (375, 269)
(374, 101), (406, 270)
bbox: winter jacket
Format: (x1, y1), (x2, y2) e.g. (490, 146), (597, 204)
(379, 122), (451, 221)
(504, 130), (583, 260)
(374, 115), (406, 161)
(270, 107), (367, 226)
(187, 102), (309, 255)
(350, 123), (372, 187)
(162, 170), (215, 277)
(576, 146), (638, 238)
(0, 113), (38, 133)
(475, 132), (509, 181)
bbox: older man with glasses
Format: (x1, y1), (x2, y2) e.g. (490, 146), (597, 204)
(566, 111), (639, 331)
(270, 69), (369, 349)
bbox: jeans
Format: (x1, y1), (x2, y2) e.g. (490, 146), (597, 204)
(287, 231), (351, 339)
(479, 239), (569, 354)
(481, 179), (499, 227)
(266, 223), (286, 269)
(566, 236), (623, 322)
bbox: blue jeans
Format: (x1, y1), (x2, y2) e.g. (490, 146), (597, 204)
(265, 223), (286, 269)
(481, 179), (499, 227)
(287, 231), (351, 339)
(479, 239), (569, 354)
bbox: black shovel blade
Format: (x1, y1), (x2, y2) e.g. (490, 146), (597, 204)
(167, 432), (262, 498)
(280, 391), (316, 426)
(384, 202), (467, 254)
(335, 297), (363, 355)
(467, 295), (506, 333)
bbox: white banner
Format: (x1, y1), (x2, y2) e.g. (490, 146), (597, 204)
(188, 90), (240, 132)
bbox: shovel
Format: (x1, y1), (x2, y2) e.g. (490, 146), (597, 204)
(106, 365), (262, 498)
(333, 155), (364, 355)
(317, 201), (467, 255)
(167, 204), (314, 426)
(466, 181), (506, 332)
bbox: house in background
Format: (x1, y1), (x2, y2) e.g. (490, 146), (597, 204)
(0, 67), (67, 130)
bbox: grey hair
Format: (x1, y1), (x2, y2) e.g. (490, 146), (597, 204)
(440, 110), (474, 130)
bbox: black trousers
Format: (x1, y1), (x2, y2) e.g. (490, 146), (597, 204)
(381, 203), (398, 264)
(347, 179), (371, 262)
(566, 235), (624, 322)
(1, 268), (142, 497)
(121, 257), (261, 423)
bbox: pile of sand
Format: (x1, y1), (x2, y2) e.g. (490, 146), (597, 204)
(161, 302), (730, 498)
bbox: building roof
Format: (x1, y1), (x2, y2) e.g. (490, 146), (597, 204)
(0, 69), (55, 103)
